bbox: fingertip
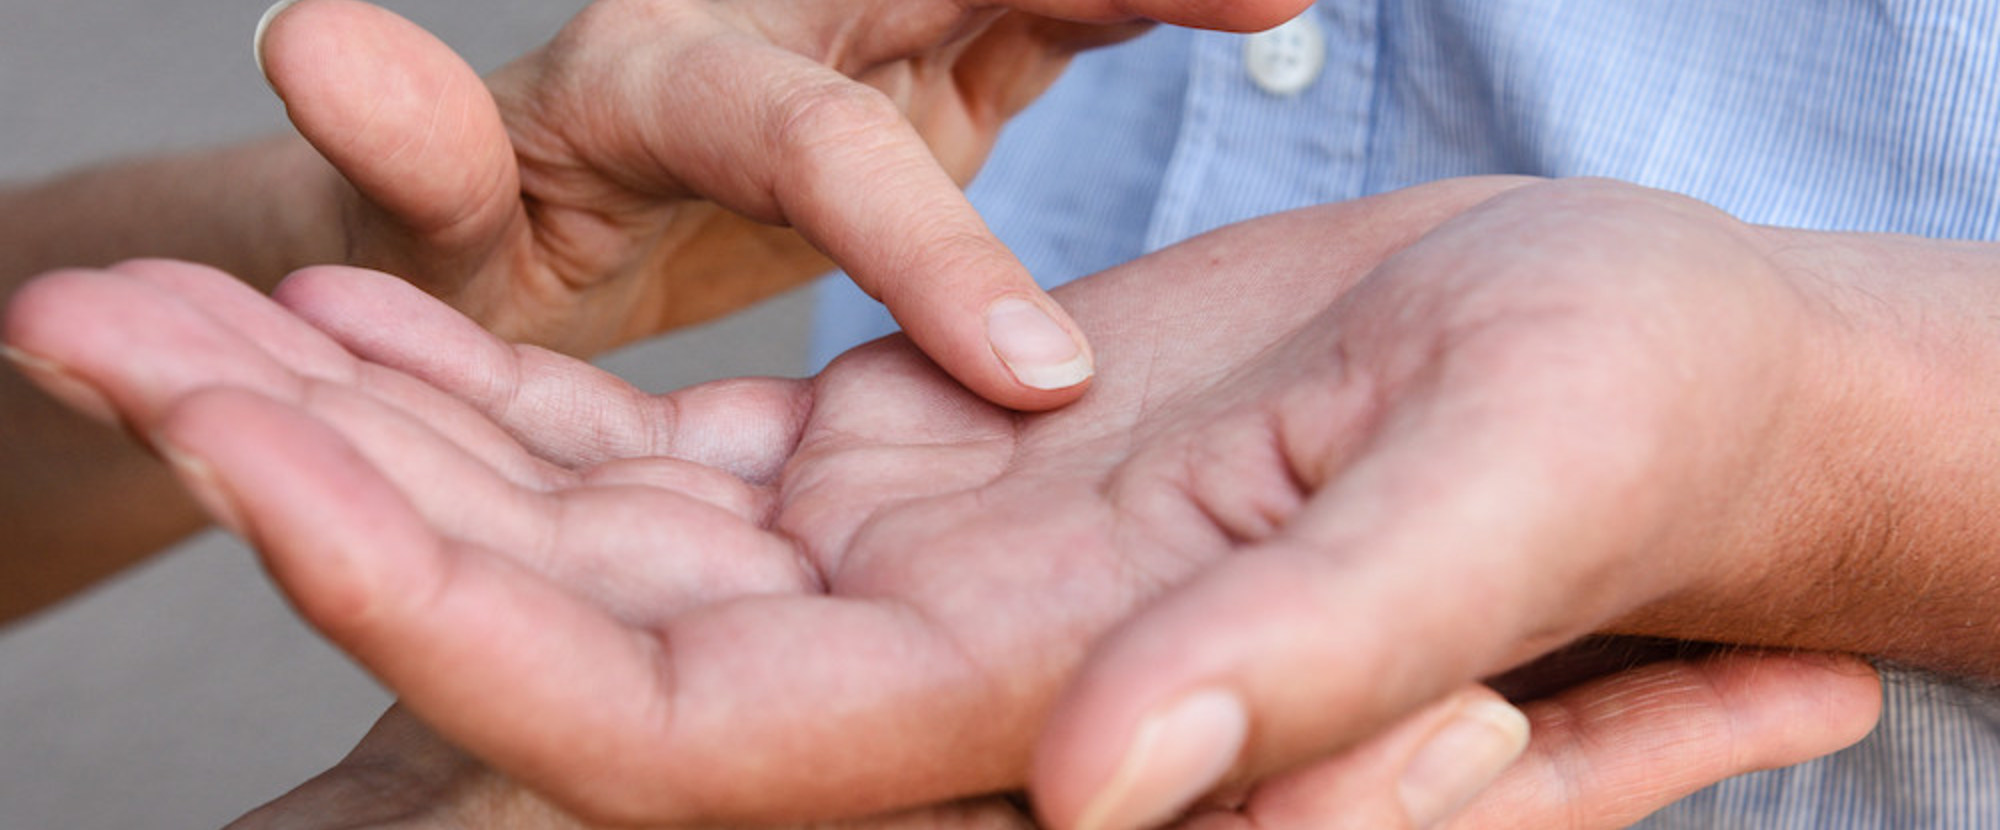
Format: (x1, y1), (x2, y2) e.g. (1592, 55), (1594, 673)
(261, 0), (514, 237)
(252, 0), (308, 87)
(2, 342), (121, 425)
(271, 263), (426, 319)
(3, 266), (201, 425)
(3, 268), (99, 353)
(1034, 544), (1497, 830)
(1713, 651), (1884, 763)
(1394, 690), (1529, 828)
(1060, 689), (1249, 830)
(748, 68), (1093, 410)
(884, 289), (1096, 412)
(985, 296), (1095, 395)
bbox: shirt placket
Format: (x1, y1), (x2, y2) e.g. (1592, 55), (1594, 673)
(1143, 0), (1382, 251)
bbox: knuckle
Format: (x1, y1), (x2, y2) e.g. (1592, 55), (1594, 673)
(768, 78), (909, 159)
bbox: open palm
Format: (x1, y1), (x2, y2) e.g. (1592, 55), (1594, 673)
(5, 178), (1881, 828)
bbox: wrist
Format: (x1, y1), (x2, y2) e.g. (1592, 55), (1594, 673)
(1655, 228), (2000, 678)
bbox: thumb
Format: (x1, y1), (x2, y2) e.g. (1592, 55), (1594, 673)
(1030, 351), (1704, 829)
(1166, 652), (1880, 830)
(256, 0), (520, 271)
(1446, 652), (1882, 828)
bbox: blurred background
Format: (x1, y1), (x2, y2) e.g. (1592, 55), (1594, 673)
(0, 2), (814, 826)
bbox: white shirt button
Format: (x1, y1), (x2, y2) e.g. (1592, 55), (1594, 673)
(1244, 12), (1326, 97)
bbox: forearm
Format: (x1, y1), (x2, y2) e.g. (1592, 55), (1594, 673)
(0, 134), (343, 291)
(0, 135), (344, 622)
(0, 362), (203, 621)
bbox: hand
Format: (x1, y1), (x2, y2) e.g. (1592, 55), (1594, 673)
(0, 0), (1315, 619)
(227, 706), (1039, 830)
(6, 178), (1898, 826)
(11, 184), (1560, 824)
(7, 177), (1896, 824)
(261, 0), (1310, 408)
(229, 661), (1875, 830)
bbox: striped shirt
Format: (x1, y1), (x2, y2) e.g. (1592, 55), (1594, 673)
(813, 3), (2000, 824)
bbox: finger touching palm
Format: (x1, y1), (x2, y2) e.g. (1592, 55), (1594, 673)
(261, 0), (1310, 408)
(4, 177), (1881, 827)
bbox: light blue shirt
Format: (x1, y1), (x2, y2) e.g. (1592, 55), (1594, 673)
(814, 3), (2000, 824)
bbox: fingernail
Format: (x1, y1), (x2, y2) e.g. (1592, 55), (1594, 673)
(3, 345), (120, 424)
(1075, 690), (1248, 830)
(1397, 695), (1531, 828)
(253, 0), (306, 87)
(156, 437), (247, 535)
(986, 298), (1093, 391)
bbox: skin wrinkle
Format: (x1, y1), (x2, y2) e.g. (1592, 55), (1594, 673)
(1234, 408), (1301, 543)
(1272, 336), (1378, 493)
(494, 87), (680, 331)
(1168, 405), (1305, 547)
(1101, 463), (1228, 602)
(1516, 692), (1606, 826)
(1177, 439), (1260, 548)
(517, 190), (666, 301)
(782, 397), (1017, 578)
(589, 367), (657, 460)
(1091, 334), (1237, 587)
(452, 332), (529, 444)
(1255, 407), (1312, 537)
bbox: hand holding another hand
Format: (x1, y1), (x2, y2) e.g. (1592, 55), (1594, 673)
(8, 178), (1907, 827)
(230, 655), (1873, 830)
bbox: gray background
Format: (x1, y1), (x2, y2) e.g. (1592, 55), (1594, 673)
(0, 2), (814, 827)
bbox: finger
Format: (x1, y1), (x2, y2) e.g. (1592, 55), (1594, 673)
(700, 61), (1099, 410)
(1032, 381), (1717, 828)
(149, 388), (783, 825)
(257, 0), (520, 284)
(1441, 651), (1881, 829)
(1026, 183), (1770, 828)
(1166, 686), (1527, 830)
(751, 73), (1096, 410)
(3, 261), (351, 429)
(1174, 652), (1878, 830)
(205, 477), (1047, 825)
(156, 330), (806, 620)
(277, 266), (811, 483)
(112, 259), (357, 373)
(12, 264), (801, 616)
(514, 5), (1091, 410)
(257, 377), (809, 623)
(4, 262), (568, 492)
